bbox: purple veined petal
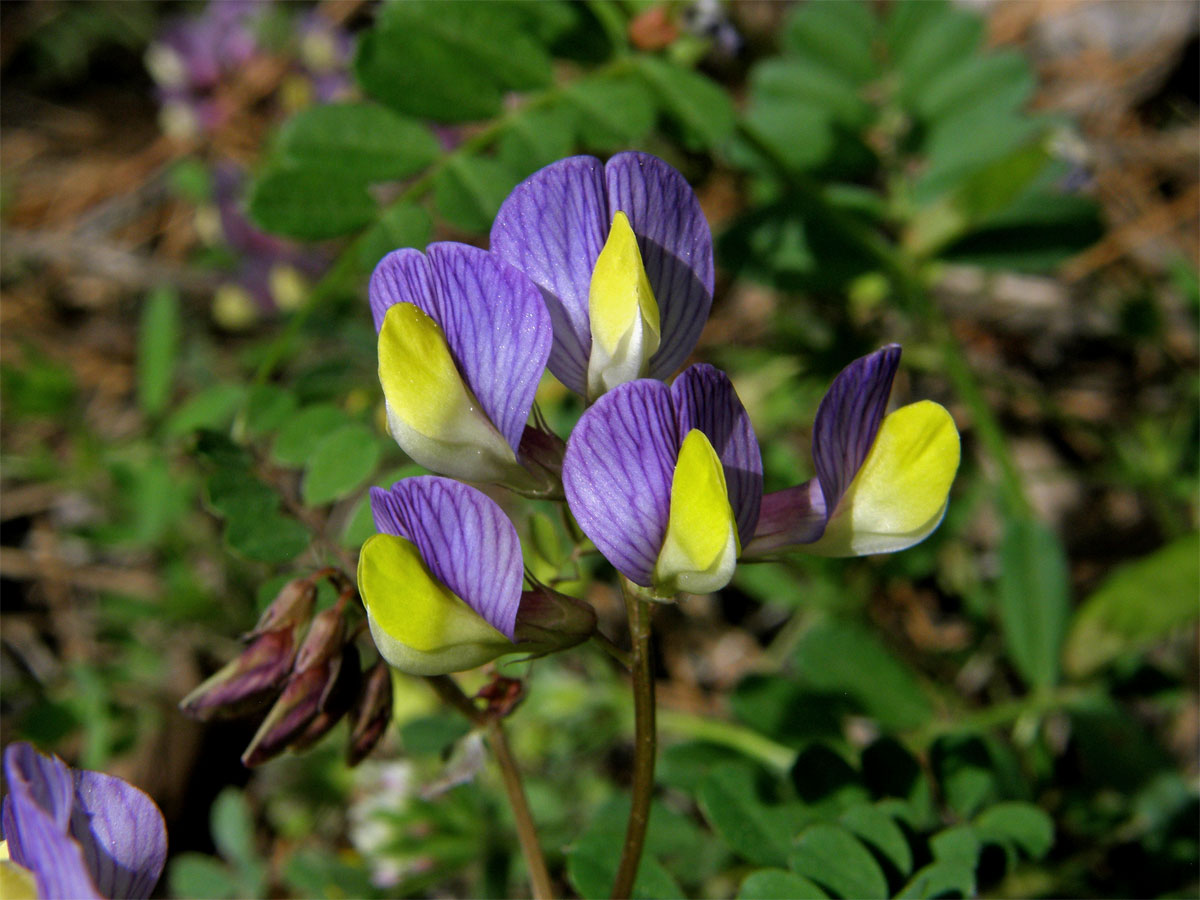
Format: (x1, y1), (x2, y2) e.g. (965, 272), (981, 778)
(744, 479), (828, 557)
(3, 742), (74, 831)
(70, 770), (167, 900)
(671, 364), (763, 548)
(5, 798), (100, 900)
(563, 380), (680, 586)
(423, 244), (552, 455)
(370, 245), (551, 456)
(491, 156), (609, 396)
(370, 477), (523, 639)
(812, 345), (901, 515)
(369, 247), (433, 332)
(604, 152), (714, 382)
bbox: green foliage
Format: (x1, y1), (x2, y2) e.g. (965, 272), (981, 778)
(1064, 532), (1200, 676)
(998, 517), (1071, 690)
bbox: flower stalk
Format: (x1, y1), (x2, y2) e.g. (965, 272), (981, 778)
(611, 577), (658, 899)
(424, 675), (553, 900)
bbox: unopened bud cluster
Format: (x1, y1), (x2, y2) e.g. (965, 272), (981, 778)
(180, 575), (393, 768)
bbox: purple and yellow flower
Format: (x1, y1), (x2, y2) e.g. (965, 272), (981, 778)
(368, 244), (559, 495)
(358, 477), (594, 676)
(745, 345), (961, 558)
(1, 742), (167, 900)
(491, 152), (714, 401)
(562, 364), (762, 596)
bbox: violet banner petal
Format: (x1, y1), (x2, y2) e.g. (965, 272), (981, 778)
(370, 477), (523, 639)
(370, 244), (550, 456)
(491, 156), (609, 395)
(3, 742), (74, 831)
(744, 479), (828, 557)
(70, 770), (167, 900)
(562, 380), (679, 586)
(671, 364), (763, 548)
(604, 152), (714, 382)
(812, 345), (901, 514)
(423, 243), (552, 455)
(6, 799), (100, 900)
(368, 247), (433, 332)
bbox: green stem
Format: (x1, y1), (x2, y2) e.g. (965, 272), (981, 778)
(656, 709), (795, 773)
(907, 684), (1094, 750)
(592, 631), (633, 670)
(611, 578), (657, 899)
(486, 718), (555, 900)
(425, 676), (553, 899)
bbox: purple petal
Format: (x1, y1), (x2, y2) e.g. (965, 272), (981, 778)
(812, 345), (901, 514)
(368, 247), (432, 331)
(5, 798), (100, 900)
(70, 771), (167, 900)
(562, 380), (679, 586)
(3, 742), (73, 831)
(744, 480), (828, 557)
(604, 152), (714, 381)
(369, 244), (551, 455)
(671, 364), (763, 547)
(370, 477), (523, 639)
(491, 157), (608, 395)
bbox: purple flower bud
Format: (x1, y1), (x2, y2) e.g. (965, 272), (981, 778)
(249, 577), (317, 636)
(293, 605), (347, 673)
(241, 657), (338, 767)
(347, 662), (393, 767)
(291, 644), (362, 751)
(179, 627), (297, 721)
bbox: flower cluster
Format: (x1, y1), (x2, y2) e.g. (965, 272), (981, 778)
(361, 152), (961, 676)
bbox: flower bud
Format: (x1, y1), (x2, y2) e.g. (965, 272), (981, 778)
(512, 586), (597, 657)
(241, 606), (354, 765)
(291, 644), (362, 751)
(294, 605), (346, 672)
(347, 661), (393, 766)
(180, 627), (297, 721)
(249, 577), (317, 637)
(241, 657), (337, 767)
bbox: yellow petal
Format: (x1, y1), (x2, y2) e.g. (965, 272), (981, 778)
(0, 855), (37, 900)
(587, 211), (661, 399)
(378, 302), (529, 487)
(809, 400), (960, 556)
(654, 429), (740, 595)
(358, 533), (512, 675)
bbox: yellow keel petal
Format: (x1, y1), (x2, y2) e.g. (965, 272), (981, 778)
(359, 534), (512, 675)
(654, 429), (740, 595)
(587, 211), (661, 399)
(809, 400), (960, 556)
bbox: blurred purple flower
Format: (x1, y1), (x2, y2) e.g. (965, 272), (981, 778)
(209, 163), (328, 324)
(0, 742), (167, 900)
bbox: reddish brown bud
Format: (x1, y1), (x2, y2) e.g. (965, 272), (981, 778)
(347, 661), (393, 766)
(294, 606), (346, 672)
(291, 644), (362, 751)
(241, 656), (336, 767)
(180, 628), (298, 721)
(249, 577), (317, 637)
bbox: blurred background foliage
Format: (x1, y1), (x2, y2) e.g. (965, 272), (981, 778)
(1, 0), (1196, 897)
